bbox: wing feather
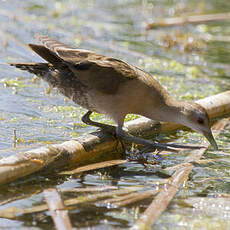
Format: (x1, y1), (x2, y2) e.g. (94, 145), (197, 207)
(34, 35), (138, 94)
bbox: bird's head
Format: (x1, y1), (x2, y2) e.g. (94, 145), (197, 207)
(180, 102), (218, 150)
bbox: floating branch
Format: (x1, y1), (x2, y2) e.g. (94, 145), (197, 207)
(0, 91), (230, 185)
(131, 118), (230, 230)
(146, 12), (230, 29)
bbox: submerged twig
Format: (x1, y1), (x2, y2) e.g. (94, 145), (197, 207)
(44, 188), (72, 230)
(131, 118), (230, 230)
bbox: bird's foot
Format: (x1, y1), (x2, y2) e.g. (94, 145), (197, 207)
(116, 128), (205, 154)
(94, 125), (127, 153)
(98, 125), (117, 136)
(100, 127), (127, 153)
(116, 128), (178, 152)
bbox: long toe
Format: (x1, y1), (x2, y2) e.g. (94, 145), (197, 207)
(147, 142), (179, 152)
(139, 145), (156, 154)
(115, 128), (180, 152)
(164, 143), (205, 149)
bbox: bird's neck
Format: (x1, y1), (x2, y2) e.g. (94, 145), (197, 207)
(146, 97), (187, 125)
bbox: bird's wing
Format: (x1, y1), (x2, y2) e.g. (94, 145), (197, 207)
(35, 34), (74, 52)
(35, 35), (138, 94)
(29, 44), (62, 65)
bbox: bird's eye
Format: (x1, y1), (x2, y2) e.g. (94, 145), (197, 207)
(197, 117), (204, 124)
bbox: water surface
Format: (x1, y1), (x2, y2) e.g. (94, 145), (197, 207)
(0, 0), (230, 229)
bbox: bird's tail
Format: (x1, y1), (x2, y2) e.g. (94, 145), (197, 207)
(9, 62), (60, 87)
(9, 63), (51, 76)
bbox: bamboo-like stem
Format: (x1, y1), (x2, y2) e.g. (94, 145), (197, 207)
(44, 188), (72, 230)
(0, 91), (230, 185)
(131, 118), (229, 230)
(0, 188), (137, 219)
(146, 12), (230, 29)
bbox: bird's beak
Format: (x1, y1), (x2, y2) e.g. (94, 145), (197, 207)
(203, 130), (218, 150)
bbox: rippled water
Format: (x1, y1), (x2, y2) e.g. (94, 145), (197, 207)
(0, 0), (230, 229)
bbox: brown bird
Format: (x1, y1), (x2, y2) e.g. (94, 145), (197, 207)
(10, 35), (218, 152)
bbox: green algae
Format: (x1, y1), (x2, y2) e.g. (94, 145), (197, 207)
(1, 78), (30, 88)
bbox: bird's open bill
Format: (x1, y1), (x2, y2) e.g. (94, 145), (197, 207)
(204, 130), (218, 150)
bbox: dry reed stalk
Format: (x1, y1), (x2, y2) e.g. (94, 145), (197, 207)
(131, 118), (229, 230)
(146, 12), (230, 29)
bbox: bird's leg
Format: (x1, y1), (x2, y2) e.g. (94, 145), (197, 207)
(115, 125), (178, 152)
(81, 111), (126, 152)
(81, 111), (116, 135)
